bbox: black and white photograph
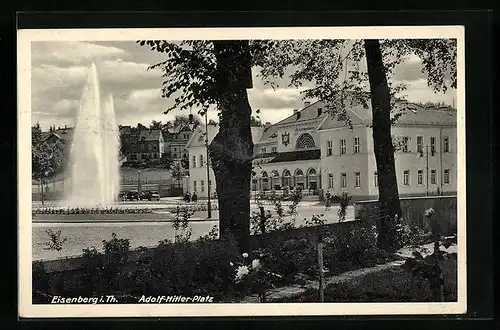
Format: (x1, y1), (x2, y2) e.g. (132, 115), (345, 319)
(18, 26), (466, 317)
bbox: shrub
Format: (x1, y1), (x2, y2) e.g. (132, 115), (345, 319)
(32, 261), (51, 303)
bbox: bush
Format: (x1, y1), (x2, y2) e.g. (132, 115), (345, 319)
(322, 222), (391, 275)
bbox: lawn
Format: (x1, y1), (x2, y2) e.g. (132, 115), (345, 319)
(275, 258), (457, 303)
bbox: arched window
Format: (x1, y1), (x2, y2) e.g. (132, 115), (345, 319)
(261, 171), (269, 190)
(296, 133), (316, 149)
(282, 169), (291, 187)
(295, 169), (305, 188)
(307, 168), (318, 190)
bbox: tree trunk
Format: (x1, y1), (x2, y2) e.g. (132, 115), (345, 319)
(209, 40), (253, 254)
(364, 39), (402, 251)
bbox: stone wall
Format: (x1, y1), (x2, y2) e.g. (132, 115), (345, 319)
(354, 195), (457, 235)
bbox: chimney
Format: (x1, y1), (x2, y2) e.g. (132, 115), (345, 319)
(317, 107), (323, 117)
(304, 101), (311, 108)
(64, 124), (67, 130)
(293, 109), (298, 113)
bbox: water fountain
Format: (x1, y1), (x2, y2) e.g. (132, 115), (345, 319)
(64, 62), (120, 207)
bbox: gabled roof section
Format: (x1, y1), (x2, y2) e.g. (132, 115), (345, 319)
(186, 124), (219, 149)
(250, 126), (265, 144)
(273, 100), (327, 126)
(257, 124), (279, 144)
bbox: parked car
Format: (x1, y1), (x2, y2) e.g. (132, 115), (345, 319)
(126, 191), (139, 201)
(150, 191), (160, 201)
(139, 190), (160, 201)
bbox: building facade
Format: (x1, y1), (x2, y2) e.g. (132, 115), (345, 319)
(120, 127), (165, 162)
(186, 100), (457, 201)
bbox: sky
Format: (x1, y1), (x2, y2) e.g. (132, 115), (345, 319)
(31, 40), (456, 131)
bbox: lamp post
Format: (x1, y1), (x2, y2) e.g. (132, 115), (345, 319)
(137, 170), (141, 196)
(204, 111), (212, 219)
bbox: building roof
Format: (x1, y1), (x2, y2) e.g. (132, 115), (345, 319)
(268, 149), (321, 163)
(250, 126), (265, 144)
(186, 124), (219, 148)
(41, 128), (74, 143)
(273, 100), (327, 126)
(258, 124), (280, 144)
(138, 129), (163, 141)
(167, 123), (194, 134)
(317, 100), (457, 130)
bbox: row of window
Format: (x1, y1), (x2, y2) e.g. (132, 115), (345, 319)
(261, 146), (278, 154)
(326, 137), (360, 156)
(192, 180), (212, 193)
(324, 136), (452, 157)
(327, 172), (361, 189)
(192, 154), (205, 168)
(401, 169), (451, 186)
(399, 135), (450, 154)
(326, 169), (452, 189)
(129, 153), (161, 160)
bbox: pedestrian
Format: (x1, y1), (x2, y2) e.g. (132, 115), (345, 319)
(192, 192), (198, 203)
(325, 190), (332, 210)
(184, 192), (191, 203)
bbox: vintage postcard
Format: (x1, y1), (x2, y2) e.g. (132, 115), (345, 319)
(18, 26), (466, 318)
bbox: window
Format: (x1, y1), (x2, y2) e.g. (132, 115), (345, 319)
(328, 173), (334, 188)
(173, 153), (177, 159)
(174, 147), (177, 152)
(374, 172), (378, 187)
(271, 146), (277, 153)
(341, 173), (347, 189)
(262, 147), (267, 153)
(354, 137), (360, 154)
(200, 180), (205, 192)
(153, 153), (158, 159)
(431, 169), (437, 184)
(327, 140), (333, 156)
(193, 181), (197, 192)
(355, 172), (361, 188)
(153, 145), (157, 150)
(402, 136), (410, 152)
(444, 169), (450, 184)
(430, 137), (436, 155)
(340, 139), (346, 155)
(417, 169), (423, 185)
(443, 136), (450, 153)
(192, 155), (197, 168)
(200, 154), (204, 167)
(417, 136), (423, 154)
(403, 170), (410, 186)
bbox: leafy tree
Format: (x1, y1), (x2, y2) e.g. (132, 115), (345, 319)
(250, 115), (263, 127)
(150, 120), (163, 129)
(139, 39), (254, 253)
(170, 161), (186, 188)
(253, 38), (456, 250)
(32, 140), (64, 206)
(32, 122), (42, 146)
(181, 154), (190, 170)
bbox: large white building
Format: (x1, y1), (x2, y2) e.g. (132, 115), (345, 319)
(186, 100), (457, 200)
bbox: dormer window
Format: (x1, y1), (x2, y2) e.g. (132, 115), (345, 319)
(296, 111), (301, 120)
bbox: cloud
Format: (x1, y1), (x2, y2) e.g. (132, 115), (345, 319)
(31, 41), (128, 67)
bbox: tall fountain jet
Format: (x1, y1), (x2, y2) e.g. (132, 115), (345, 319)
(65, 63), (121, 207)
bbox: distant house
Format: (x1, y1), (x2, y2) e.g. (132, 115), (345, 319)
(163, 123), (195, 163)
(124, 128), (165, 162)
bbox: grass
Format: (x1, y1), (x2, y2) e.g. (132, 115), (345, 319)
(275, 258), (457, 303)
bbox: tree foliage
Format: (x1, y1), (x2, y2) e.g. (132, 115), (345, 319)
(32, 140), (64, 181)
